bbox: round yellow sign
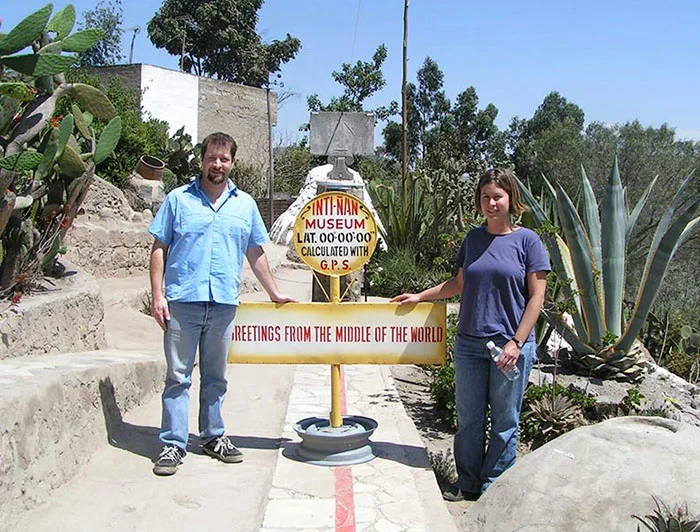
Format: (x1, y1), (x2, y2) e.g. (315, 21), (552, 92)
(293, 192), (378, 275)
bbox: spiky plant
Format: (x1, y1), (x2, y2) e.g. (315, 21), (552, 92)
(526, 394), (582, 448)
(633, 497), (700, 532)
(518, 159), (700, 382)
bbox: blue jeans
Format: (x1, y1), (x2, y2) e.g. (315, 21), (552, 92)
(453, 334), (535, 493)
(159, 301), (237, 451)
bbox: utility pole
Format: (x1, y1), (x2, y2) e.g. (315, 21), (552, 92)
(180, 30), (185, 71)
(266, 77), (275, 228)
(401, 0), (409, 191)
(119, 26), (140, 64)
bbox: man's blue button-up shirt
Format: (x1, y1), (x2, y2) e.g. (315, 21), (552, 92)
(148, 177), (269, 305)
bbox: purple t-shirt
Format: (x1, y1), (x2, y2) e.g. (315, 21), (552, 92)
(455, 226), (550, 341)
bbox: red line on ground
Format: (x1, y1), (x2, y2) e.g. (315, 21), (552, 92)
(335, 366), (356, 532)
(335, 466), (355, 532)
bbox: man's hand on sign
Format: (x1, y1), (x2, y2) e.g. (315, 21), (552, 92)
(270, 293), (298, 304)
(390, 293), (421, 305)
(151, 293), (170, 331)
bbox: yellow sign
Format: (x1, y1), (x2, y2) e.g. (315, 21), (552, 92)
(293, 192), (378, 275)
(229, 302), (446, 365)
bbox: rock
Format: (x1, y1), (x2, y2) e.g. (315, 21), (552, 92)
(83, 176), (137, 220)
(127, 175), (166, 213)
(464, 417), (700, 532)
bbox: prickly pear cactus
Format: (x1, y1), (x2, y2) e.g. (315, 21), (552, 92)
(0, 4), (122, 297)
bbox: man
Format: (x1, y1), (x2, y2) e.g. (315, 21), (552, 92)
(149, 132), (295, 476)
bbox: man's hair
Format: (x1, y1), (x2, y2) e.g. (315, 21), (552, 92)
(473, 167), (528, 216)
(201, 132), (238, 159)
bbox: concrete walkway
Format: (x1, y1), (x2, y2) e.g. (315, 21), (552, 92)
(2, 244), (456, 532)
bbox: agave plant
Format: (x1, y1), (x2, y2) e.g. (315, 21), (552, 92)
(518, 158), (700, 382)
(367, 179), (426, 250)
(633, 497), (700, 532)
(526, 394), (582, 448)
(0, 4), (122, 295)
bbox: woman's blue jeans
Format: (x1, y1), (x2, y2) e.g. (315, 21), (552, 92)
(159, 301), (237, 451)
(453, 334), (535, 493)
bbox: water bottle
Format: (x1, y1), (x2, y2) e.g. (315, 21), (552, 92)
(486, 340), (520, 381)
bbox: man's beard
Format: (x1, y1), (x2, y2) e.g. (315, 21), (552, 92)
(204, 169), (227, 184)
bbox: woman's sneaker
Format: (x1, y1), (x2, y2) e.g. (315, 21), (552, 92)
(153, 445), (185, 476)
(442, 484), (480, 502)
(202, 435), (244, 463)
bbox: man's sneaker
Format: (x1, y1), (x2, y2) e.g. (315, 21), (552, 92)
(442, 484), (480, 502)
(153, 445), (185, 476)
(202, 435), (244, 463)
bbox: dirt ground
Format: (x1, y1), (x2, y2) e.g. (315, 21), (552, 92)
(389, 359), (700, 531)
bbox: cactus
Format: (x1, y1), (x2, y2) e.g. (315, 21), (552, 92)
(0, 53), (78, 77)
(45, 5), (76, 40)
(94, 116), (122, 164)
(0, 3), (122, 294)
(0, 5), (53, 55)
(68, 83), (115, 119)
(0, 151), (44, 172)
(61, 29), (103, 53)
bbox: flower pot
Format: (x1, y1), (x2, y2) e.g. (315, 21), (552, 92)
(136, 155), (165, 181)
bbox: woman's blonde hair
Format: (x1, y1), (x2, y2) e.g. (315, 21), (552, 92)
(474, 168), (528, 216)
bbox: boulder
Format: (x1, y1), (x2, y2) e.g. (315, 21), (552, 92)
(464, 416), (700, 531)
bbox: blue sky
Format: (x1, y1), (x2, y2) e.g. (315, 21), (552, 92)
(4, 1), (700, 145)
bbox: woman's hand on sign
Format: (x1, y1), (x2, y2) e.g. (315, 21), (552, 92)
(390, 292), (421, 305)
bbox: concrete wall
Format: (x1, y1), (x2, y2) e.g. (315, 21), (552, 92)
(140, 64), (198, 141)
(88, 64), (141, 95)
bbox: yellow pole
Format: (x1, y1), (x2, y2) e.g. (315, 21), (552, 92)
(330, 275), (342, 428)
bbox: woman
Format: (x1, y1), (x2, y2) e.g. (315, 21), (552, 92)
(391, 168), (550, 500)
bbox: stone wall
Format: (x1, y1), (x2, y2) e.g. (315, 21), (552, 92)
(63, 176), (154, 278)
(0, 263), (105, 359)
(255, 197), (296, 230)
(0, 353), (164, 526)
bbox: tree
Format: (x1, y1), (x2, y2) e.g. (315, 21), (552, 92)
(79, 0), (124, 67)
(508, 91), (585, 193)
(147, 0), (300, 87)
(307, 44), (398, 121)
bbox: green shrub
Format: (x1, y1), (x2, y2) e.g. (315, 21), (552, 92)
(643, 307), (700, 384)
(231, 160), (266, 197)
(427, 314), (459, 429)
(162, 168), (178, 194)
(274, 143), (310, 196)
(355, 155), (400, 186)
(366, 246), (452, 298)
